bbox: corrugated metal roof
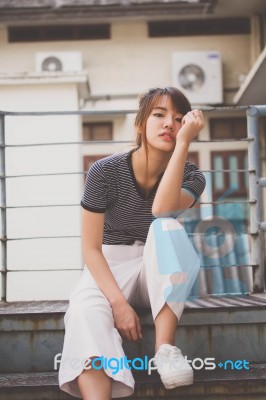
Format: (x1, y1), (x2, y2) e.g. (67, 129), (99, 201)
(186, 292), (266, 308)
(0, 0), (216, 24)
(0, 0), (214, 8)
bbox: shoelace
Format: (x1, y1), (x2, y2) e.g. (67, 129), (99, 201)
(160, 347), (181, 357)
(165, 347), (181, 360)
(156, 347), (183, 369)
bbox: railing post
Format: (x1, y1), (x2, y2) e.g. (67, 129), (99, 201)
(0, 112), (7, 301)
(247, 106), (265, 292)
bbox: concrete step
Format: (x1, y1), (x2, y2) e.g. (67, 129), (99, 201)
(0, 293), (266, 375)
(1, 365), (266, 400)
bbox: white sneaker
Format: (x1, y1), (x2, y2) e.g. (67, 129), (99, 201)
(154, 344), (193, 389)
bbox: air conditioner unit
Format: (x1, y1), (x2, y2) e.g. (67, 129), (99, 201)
(36, 51), (83, 73)
(172, 51), (223, 105)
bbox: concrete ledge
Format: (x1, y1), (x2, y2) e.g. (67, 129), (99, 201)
(1, 293), (266, 314)
(1, 293), (266, 328)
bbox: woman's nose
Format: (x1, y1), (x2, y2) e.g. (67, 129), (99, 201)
(164, 116), (174, 129)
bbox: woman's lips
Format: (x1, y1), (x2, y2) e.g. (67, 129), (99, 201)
(159, 132), (175, 141)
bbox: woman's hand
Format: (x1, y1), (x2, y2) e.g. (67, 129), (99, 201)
(176, 109), (205, 145)
(112, 300), (142, 342)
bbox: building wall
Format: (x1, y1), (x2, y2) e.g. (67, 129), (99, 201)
(0, 83), (83, 301)
(0, 19), (264, 300)
(0, 22), (251, 104)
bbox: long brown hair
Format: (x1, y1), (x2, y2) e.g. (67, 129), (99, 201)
(134, 87), (192, 198)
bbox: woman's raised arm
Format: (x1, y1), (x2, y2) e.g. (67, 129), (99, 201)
(152, 109), (204, 217)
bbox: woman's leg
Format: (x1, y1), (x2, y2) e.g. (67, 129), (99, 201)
(154, 303), (178, 353)
(77, 364), (112, 400)
(137, 218), (200, 389)
(59, 298), (119, 399)
(142, 217), (200, 323)
(60, 245), (144, 399)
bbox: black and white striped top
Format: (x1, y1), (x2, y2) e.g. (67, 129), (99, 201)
(81, 149), (206, 245)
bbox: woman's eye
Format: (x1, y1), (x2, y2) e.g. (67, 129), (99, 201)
(175, 118), (182, 123)
(154, 113), (164, 117)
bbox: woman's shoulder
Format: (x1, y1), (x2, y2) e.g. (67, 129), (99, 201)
(184, 160), (200, 172)
(184, 160), (205, 181)
(94, 150), (131, 169)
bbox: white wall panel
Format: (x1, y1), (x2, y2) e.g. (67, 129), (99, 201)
(6, 270), (83, 301)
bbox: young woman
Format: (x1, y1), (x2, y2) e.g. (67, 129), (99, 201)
(59, 87), (206, 399)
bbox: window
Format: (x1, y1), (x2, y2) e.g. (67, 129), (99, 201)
(148, 18), (250, 38)
(210, 118), (247, 140)
(82, 122), (113, 141)
(211, 150), (248, 199)
(8, 24), (110, 43)
(211, 150), (249, 222)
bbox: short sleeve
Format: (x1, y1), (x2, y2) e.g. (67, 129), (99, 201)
(182, 161), (206, 205)
(81, 161), (108, 213)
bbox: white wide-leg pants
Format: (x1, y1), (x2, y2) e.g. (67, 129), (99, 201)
(59, 218), (200, 398)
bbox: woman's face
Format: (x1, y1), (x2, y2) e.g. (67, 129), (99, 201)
(144, 95), (183, 153)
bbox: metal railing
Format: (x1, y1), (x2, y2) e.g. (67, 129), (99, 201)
(0, 106), (265, 301)
(246, 106), (266, 291)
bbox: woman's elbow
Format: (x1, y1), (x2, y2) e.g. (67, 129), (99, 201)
(152, 206), (180, 219)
